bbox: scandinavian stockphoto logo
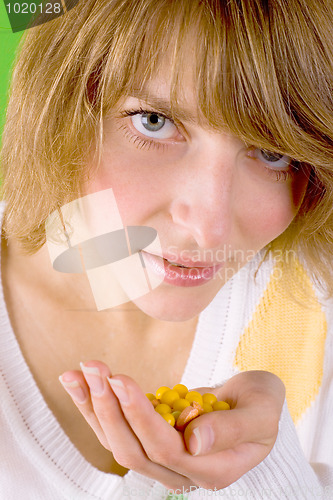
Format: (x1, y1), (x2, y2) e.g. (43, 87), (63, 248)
(45, 189), (164, 310)
(3, 0), (80, 32)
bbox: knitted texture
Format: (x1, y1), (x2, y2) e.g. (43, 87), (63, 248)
(1, 192), (332, 499)
(234, 258), (327, 423)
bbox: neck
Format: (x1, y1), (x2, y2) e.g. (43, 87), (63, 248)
(1, 233), (198, 342)
(2, 232), (198, 404)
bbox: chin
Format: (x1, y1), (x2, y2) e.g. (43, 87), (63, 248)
(132, 285), (218, 322)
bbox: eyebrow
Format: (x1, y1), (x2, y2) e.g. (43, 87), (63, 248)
(128, 90), (199, 124)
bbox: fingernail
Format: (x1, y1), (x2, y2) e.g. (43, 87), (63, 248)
(59, 375), (87, 404)
(107, 377), (130, 405)
(189, 425), (215, 456)
(80, 362), (105, 396)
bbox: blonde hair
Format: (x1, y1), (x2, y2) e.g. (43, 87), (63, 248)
(1, 0), (333, 295)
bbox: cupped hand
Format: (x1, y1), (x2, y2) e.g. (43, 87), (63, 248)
(59, 363), (285, 492)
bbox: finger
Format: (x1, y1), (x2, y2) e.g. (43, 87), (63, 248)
(183, 406), (275, 458)
(109, 373), (284, 491)
(182, 376), (284, 458)
(183, 442), (269, 490)
(81, 362), (193, 490)
(107, 374), (187, 461)
(59, 370), (110, 450)
(181, 411), (276, 490)
(108, 375), (255, 490)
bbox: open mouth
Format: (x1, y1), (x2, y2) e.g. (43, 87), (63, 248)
(165, 260), (189, 269)
(141, 251), (223, 287)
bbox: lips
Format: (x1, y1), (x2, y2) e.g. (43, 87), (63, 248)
(141, 251), (223, 287)
(157, 251), (220, 268)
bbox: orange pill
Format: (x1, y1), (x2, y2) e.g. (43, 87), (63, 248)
(175, 406), (200, 432)
(192, 400), (204, 414)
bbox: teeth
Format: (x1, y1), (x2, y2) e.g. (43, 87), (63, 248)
(168, 260), (187, 268)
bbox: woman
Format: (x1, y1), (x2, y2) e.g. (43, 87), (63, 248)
(1, 0), (332, 498)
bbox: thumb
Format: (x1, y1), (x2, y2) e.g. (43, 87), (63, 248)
(183, 377), (284, 456)
(183, 408), (252, 456)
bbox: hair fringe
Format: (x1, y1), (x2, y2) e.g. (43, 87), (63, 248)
(1, 0), (333, 294)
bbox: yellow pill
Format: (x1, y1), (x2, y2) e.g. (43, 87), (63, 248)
(155, 403), (172, 415)
(202, 402), (213, 413)
(160, 389), (180, 406)
(213, 401), (230, 411)
(173, 384), (188, 398)
(162, 413), (176, 426)
(156, 386), (170, 399)
(202, 393), (217, 406)
(172, 398), (190, 412)
(172, 410), (181, 421)
(185, 391), (203, 407)
(146, 393), (156, 401)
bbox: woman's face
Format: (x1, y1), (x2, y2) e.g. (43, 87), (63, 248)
(83, 76), (309, 321)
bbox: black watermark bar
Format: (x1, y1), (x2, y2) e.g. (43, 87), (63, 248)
(3, 0), (80, 32)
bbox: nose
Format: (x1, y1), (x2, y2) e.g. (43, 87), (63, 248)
(169, 136), (234, 249)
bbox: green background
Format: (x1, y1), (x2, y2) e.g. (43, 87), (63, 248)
(0, 2), (23, 144)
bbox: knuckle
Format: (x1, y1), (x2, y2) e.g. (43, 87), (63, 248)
(146, 446), (177, 467)
(112, 450), (144, 470)
(146, 448), (167, 465)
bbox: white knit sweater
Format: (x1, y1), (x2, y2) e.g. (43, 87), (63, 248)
(1, 201), (333, 500)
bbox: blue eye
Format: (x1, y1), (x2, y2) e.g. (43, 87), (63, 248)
(131, 113), (177, 139)
(254, 148), (291, 169)
(141, 113), (165, 132)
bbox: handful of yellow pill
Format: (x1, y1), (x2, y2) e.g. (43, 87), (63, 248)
(146, 384), (230, 431)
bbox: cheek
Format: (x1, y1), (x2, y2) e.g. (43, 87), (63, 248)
(83, 151), (164, 225)
(250, 202), (295, 241)
(236, 174), (309, 248)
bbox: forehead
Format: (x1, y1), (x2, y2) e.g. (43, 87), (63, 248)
(124, 55), (231, 132)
